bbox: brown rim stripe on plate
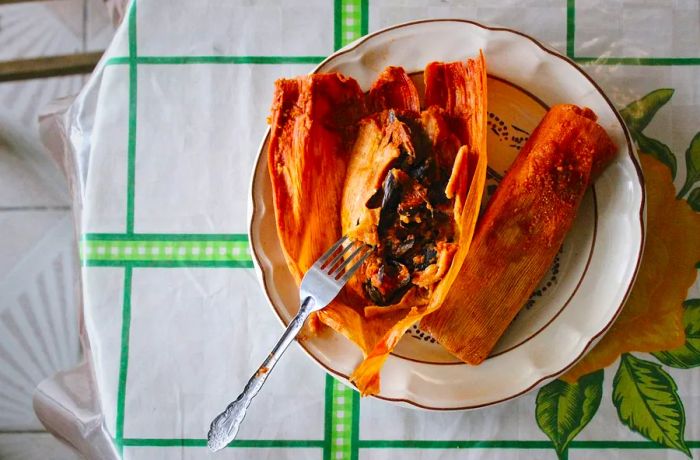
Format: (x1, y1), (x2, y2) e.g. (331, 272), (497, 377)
(249, 18), (645, 411)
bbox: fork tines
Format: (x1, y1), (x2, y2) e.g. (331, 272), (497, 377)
(318, 237), (373, 281)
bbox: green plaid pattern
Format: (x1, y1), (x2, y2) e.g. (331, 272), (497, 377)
(335, 0), (368, 49)
(77, 0), (700, 458)
(340, 0), (363, 45)
(329, 379), (357, 460)
(80, 237), (252, 267)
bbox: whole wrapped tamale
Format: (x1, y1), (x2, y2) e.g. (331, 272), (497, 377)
(420, 104), (618, 365)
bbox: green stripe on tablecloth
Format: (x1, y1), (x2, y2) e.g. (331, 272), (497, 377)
(84, 233), (248, 241)
(566, 0), (575, 57)
(336, 0), (363, 48)
(102, 54), (700, 68)
(334, 0), (343, 50)
(83, 259), (253, 268)
(126, 0), (137, 234)
(350, 387), (360, 460)
(357, 440), (700, 449)
(115, 3), (137, 455)
(114, 437), (700, 450)
(121, 438), (324, 448)
(360, 440), (554, 449)
(327, 379), (358, 460)
(80, 239), (251, 263)
(80, 234), (254, 267)
(323, 375), (334, 460)
(105, 56), (325, 66)
(104, 54), (700, 68)
(360, 0), (368, 36)
(114, 266), (132, 455)
(574, 56), (700, 66)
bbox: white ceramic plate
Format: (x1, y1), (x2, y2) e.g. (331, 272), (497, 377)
(248, 19), (645, 410)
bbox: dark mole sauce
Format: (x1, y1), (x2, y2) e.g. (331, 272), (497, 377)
(362, 113), (455, 306)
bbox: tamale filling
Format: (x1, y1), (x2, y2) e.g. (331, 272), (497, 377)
(361, 111), (458, 306)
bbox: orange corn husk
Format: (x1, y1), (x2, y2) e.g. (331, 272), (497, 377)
(368, 66), (421, 114)
(421, 104), (618, 365)
(268, 73), (365, 283)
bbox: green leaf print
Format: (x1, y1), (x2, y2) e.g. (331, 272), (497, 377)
(620, 89), (677, 177)
(653, 299), (700, 368)
(687, 188), (700, 212)
(613, 353), (690, 457)
(635, 131), (677, 178)
(678, 132), (700, 198)
(620, 88), (674, 132)
(535, 370), (603, 459)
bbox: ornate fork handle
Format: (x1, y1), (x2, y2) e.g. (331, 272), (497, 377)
(207, 296), (314, 451)
(207, 236), (372, 452)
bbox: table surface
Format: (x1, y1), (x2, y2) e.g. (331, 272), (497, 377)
(0, 1), (115, 458)
(38, 1), (700, 459)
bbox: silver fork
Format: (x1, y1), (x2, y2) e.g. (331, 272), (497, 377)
(207, 236), (372, 452)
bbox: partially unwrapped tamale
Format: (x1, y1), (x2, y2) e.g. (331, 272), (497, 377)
(420, 104), (618, 364)
(268, 54), (488, 395)
(347, 56), (488, 395)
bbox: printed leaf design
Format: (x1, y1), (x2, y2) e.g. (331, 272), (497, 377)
(536, 370), (603, 459)
(688, 188), (700, 212)
(620, 88), (674, 132)
(653, 299), (700, 368)
(678, 132), (700, 198)
(620, 89), (677, 178)
(613, 353), (690, 457)
(636, 131), (677, 178)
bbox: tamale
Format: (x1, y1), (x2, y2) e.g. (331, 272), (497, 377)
(268, 55), (489, 396)
(348, 54), (488, 395)
(420, 104), (618, 365)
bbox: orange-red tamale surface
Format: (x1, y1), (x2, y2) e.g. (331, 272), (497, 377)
(421, 104), (617, 365)
(268, 74), (365, 283)
(368, 66), (421, 114)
